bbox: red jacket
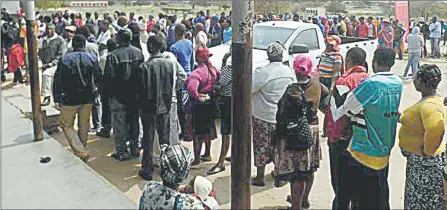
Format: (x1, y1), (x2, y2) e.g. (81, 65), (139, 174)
(326, 65), (369, 144)
(8, 44), (25, 73)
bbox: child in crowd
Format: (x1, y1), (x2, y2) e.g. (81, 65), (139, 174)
(179, 176), (219, 210)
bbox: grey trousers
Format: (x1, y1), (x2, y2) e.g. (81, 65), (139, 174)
(431, 38), (441, 58)
(152, 102), (180, 163)
(109, 97), (139, 155)
(404, 52), (421, 77)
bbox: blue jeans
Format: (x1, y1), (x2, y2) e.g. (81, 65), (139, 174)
(404, 52), (421, 77)
(394, 39), (403, 59)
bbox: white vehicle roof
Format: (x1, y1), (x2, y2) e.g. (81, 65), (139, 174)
(255, 21), (315, 29)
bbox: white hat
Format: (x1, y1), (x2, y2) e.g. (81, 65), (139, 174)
(193, 176), (220, 209)
(419, 17), (425, 22)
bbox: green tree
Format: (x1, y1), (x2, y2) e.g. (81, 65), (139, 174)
(326, 2), (346, 13)
(35, 0), (62, 9)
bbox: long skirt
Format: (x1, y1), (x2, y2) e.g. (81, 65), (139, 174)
(253, 116), (276, 167)
(402, 149), (446, 210)
(274, 124), (321, 181)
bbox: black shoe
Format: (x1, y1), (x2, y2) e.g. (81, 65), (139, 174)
(81, 154), (90, 163)
(251, 177), (266, 187)
(207, 164), (225, 175)
(42, 96), (51, 106)
(96, 129), (111, 138)
(1, 75), (6, 82)
(111, 152), (132, 161)
(139, 170), (153, 181)
(130, 147), (142, 157)
(89, 127), (101, 133)
(224, 156), (231, 162)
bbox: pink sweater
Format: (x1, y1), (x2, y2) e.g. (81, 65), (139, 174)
(186, 63), (220, 99)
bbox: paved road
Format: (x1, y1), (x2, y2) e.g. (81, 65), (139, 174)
(2, 54), (446, 209)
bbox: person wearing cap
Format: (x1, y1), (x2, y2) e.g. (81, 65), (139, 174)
(186, 45), (220, 166)
(139, 145), (207, 209)
(207, 15), (222, 47)
(325, 47), (369, 209)
(275, 55), (328, 209)
(52, 34), (101, 163)
(146, 14), (156, 34)
(103, 29), (144, 161)
(429, 16), (442, 59)
(417, 17), (430, 58)
(318, 35), (343, 92)
(251, 41), (296, 187)
(40, 23), (66, 106)
(64, 25), (76, 50)
(378, 18), (394, 49)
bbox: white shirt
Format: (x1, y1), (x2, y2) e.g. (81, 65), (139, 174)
(252, 62), (296, 123)
(205, 19), (211, 33)
(97, 30), (111, 46)
(195, 31), (208, 48)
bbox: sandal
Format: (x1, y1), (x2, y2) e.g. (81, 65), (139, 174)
(207, 164), (225, 175)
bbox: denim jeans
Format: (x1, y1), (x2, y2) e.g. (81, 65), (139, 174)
(60, 104), (92, 158)
(92, 94), (102, 129)
(431, 38), (441, 58)
(140, 112), (170, 175)
(404, 52), (421, 77)
(394, 39), (403, 59)
(109, 97), (139, 155)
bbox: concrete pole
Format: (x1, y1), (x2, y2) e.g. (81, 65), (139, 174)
(23, 1), (44, 141)
(231, 0), (254, 209)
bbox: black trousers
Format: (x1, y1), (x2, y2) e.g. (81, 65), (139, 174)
(101, 93), (111, 131)
(140, 112), (170, 174)
(337, 152), (390, 210)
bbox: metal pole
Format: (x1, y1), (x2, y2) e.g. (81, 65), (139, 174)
(231, 0), (253, 209)
(24, 1), (44, 141)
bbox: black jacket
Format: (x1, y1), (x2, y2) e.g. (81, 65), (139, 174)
(137, 53), (175, 115)
(40, 34), (66, 69)
(103, 44), (144, 104)
(419, 22), (430, 40)
(53, 50), (102, 106)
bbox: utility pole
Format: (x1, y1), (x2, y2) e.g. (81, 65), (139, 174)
(24, 1), (44, 141)
(231, 0), (253, 209)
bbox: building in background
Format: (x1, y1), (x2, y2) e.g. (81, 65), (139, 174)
(68, 1), (108, 7)
(305, 7), (326, 16)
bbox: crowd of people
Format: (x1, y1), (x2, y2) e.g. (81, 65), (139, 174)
(1, 7), (447, 210)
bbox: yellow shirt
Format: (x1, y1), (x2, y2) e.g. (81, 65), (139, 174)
(348, 142), (390, 170)
(399, 96), (446, 157)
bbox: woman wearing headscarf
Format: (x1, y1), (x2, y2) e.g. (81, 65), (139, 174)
(139, 145), (209, 209)
(399, 64), (446, 210)
(403, 26), (424, 79)
(276, 55), (328, 209)
(378, 19), (394, 49)
(251, 41), (296, 186)
(187, 46), (220, 166)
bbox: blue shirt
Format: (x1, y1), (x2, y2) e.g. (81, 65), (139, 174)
(170, 40), (194, 75)
(208, 24), (222, 47)
(223, 27), (232, 44)
(334, 72), (402, 167)
(168, 23), (177, 48)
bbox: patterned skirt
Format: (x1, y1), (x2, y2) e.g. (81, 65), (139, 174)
(402, 150), (446, 210)
(274, 124), (321, 181)
(253, 116), (276, 167)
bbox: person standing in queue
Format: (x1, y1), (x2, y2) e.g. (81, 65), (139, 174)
(251, 41), (296, 186)
(137, 35), (176, 181)
(52, 34), (102, 163)
(103, 29), (144, 161)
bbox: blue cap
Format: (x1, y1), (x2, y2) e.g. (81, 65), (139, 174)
(149, 14), (154, 19)
(211, 15), (219, 21)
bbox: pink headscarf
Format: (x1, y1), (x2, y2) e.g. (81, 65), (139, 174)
(293, 55), (313, 76)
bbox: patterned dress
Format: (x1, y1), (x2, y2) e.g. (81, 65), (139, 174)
(253, 116), (276, 167)
(402, 150), (447, 210)
(139, 181), (205, 210)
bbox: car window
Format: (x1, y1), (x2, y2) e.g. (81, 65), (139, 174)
(253, 26), (294, 50)
(291, 28), (319, 51)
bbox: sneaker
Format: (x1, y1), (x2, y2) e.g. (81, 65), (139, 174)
(138, 170), (153, 181)
(96, 129), (111, 138)
(111, 152), (132, 161)
(89, 127), (101, 133)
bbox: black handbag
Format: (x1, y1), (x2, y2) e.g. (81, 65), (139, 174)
(285, 89), (312, 151)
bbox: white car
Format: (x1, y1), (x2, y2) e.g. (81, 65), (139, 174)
(209, 21), (378, 74)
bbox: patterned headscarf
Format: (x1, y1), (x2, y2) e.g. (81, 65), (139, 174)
(160, 145), (194, 186)
(266, 41), (284, 61)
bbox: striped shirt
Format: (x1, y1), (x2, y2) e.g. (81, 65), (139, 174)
(219, 64), (233, 97)
(318, 52), (343, 78)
